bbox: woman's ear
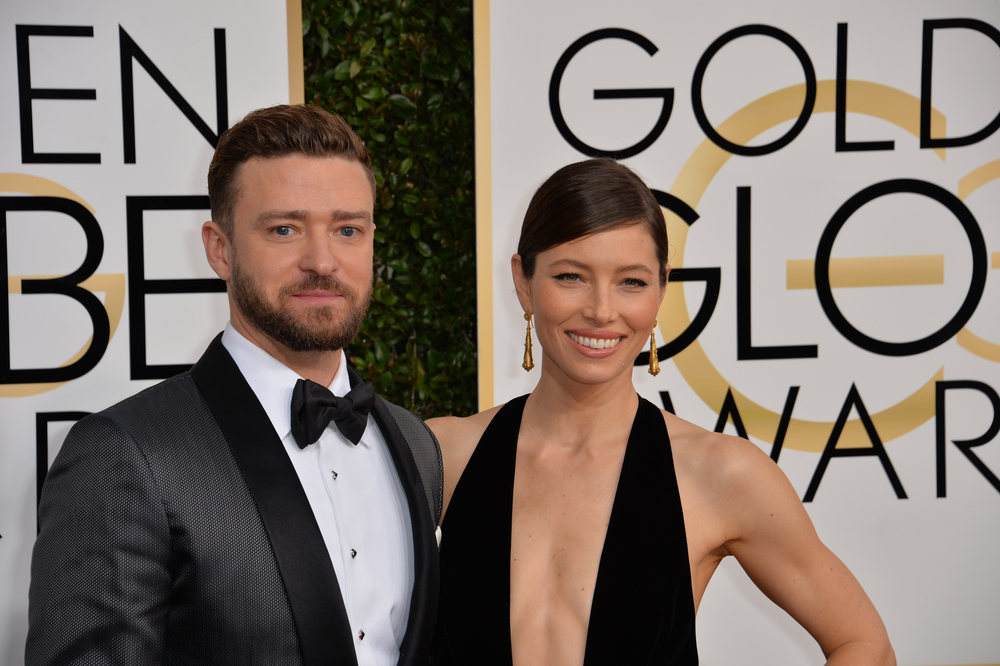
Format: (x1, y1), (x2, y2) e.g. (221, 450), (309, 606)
(660, 264), (671, 303)
(511, 254), (533, 313)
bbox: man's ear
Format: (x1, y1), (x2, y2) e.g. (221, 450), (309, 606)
(202, 221), (232, 281)
(511, 254), (533, 314)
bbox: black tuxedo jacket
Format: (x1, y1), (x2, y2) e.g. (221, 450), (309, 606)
(27, 335), (442, 666)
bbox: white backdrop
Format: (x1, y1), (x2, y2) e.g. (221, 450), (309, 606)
(0, 0), (299, 660)
(476, 0), (999, 664)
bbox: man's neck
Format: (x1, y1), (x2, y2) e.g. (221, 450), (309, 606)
(230, 315), (342, 387)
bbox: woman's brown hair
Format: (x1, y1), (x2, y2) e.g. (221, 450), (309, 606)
(517, 158), (669, 286)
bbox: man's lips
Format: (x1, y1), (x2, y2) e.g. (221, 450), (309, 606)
(290, 289), (343, 302)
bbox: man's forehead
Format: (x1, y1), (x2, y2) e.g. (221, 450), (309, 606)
(236, 153), (368, 180)
(234, 154), (373, 202)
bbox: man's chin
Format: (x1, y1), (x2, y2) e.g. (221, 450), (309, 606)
(261, 310), (362, 353)
(261, 328), (354, 353)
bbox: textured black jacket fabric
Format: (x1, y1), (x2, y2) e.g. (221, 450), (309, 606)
(27, 335), (442, 666)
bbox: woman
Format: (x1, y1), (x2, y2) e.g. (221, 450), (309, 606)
(428, 159), (895, 665)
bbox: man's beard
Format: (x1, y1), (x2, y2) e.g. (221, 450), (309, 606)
(229, 258), (372, 353)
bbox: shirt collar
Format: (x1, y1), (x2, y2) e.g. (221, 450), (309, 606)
(221, 323), (352, 442)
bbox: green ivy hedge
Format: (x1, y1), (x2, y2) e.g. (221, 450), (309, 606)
(303, 0), (477, 417)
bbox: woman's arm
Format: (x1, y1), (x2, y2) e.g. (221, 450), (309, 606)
(711, 436), (895, 665)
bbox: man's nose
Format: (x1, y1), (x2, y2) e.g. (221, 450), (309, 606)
(299, 231), (339, 275)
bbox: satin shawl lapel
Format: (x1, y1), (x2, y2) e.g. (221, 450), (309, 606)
(349, 366), (440, 666)
(191, 335), (358, 666)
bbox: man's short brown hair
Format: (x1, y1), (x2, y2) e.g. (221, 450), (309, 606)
(208, 104), (374, 238)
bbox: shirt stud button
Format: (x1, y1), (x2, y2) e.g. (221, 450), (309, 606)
(331, 470), (338, 480)
(358, 630), (365, 640)
(351, 549), (357, 558)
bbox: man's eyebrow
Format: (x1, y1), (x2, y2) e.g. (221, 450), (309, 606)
(254, 209), (372, 224)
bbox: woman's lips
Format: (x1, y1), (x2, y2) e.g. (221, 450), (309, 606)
(567, 331), (623, 350)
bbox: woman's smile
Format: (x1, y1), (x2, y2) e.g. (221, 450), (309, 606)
(567, 332), (623, 351)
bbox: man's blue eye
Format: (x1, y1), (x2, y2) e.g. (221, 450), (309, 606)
(340, 227), (356, 237)
(275, 226), (292, 236)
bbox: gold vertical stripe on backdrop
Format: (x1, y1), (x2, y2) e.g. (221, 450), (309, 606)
(786, 255), (945, 289)
(287, 0), (305, 104)
(474, 0), (494, 411)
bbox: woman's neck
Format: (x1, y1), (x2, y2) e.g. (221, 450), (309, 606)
(522, 360), (641, 450)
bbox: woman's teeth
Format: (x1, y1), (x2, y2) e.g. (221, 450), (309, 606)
(569, 332), (622, 349)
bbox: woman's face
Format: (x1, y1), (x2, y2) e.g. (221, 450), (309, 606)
(513, 224), (667, 387)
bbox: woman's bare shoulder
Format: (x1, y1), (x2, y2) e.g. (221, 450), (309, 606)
(427, 405), (503, 452)
(659, 409), (778, 492)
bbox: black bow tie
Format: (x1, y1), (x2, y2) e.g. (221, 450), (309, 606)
(290, 378), (376, 448)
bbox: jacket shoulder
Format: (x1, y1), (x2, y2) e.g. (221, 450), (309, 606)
(377, 397), (443, 524)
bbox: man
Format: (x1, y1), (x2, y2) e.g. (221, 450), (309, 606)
(27, 104), (442, 666)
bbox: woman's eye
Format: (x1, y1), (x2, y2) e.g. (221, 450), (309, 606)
(555, 273), (581, 282)
(623, 278), (648, 287)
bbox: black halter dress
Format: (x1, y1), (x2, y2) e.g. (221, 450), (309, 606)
(432, 394), (698, 665)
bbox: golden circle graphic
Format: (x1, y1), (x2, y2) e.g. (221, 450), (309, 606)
(663, 80), (954, 453)
(956, 158), (1000, 363)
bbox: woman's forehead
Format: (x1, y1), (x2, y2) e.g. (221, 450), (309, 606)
(538, 226), (660, 263)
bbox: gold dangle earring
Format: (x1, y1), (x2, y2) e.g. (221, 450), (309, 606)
(522, 313), (535, 371)
(648, 319), (660, 376)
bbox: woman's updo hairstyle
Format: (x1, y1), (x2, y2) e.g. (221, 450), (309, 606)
(517, 158), (669, 286)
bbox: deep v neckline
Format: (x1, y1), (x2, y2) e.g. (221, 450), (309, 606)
(435, 394), (697, 666)
(508, 396), (644, 661)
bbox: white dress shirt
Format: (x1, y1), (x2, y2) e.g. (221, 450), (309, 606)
(222, 323), (414, 666)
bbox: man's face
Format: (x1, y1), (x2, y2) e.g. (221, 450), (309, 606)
(223, 154), (375, 353)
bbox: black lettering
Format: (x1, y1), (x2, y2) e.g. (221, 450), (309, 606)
(714, 387), (749, 439)
(126, 196), (225, 380)
(659, 391), (675, 414)
(635, 190), (720, 365)
(935, 381), (1000, 497)
(549, 28), (672, 158)
(921, 18), (1000, 149)
(803, 384), (906, 502)
(16, 25), (99, 164)
(815, 179), (987, 356)
(692, 24), (816, 156)
(769, 386), (800, 462)
(120, 26), (228, 163)
(835, 24), (893, 152)
(736, 187), (818, 360)
(1, 197), (108, 383)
